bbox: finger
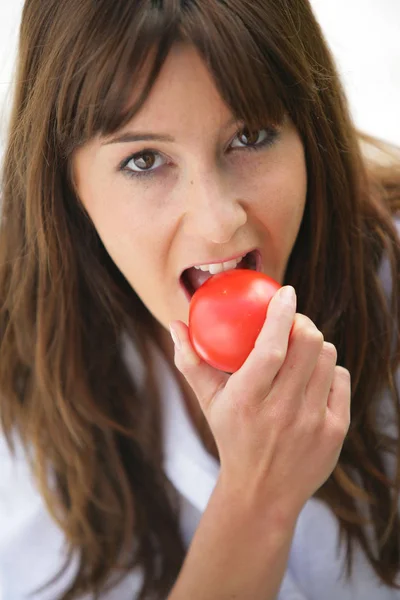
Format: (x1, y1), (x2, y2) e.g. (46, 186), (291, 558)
(169, 320), (230, 413)
(327, 366), (351, 427)
(229, 285), (296, 402)
(272, 314), (325, 398)
(304, 342), (337, 407)
(305, 342), (337, 409)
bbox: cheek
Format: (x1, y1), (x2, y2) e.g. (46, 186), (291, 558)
(73, 150), (146, 235)
(72, 150), (175, 292)
(253, 149), (307, 231)
(88, 199), (169, 291)
(77, 176), (149, 252)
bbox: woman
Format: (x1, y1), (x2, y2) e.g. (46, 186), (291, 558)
(0, 0), (399, 598)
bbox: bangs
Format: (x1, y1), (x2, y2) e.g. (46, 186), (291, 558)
(60, 0), (292, 152)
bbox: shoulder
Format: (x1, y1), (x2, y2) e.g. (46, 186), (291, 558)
(0, 431), (82, 597)
(0, 432), (42, 541)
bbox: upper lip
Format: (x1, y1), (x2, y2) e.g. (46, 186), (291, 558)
(181, 247), (260, 273)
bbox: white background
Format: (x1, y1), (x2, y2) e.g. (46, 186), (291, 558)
(0, 0), (399, 151)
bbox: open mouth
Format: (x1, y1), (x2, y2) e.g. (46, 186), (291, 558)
(180, 249), (261, 300)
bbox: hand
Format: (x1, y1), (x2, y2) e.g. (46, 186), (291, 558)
(169, 285), (351, 518)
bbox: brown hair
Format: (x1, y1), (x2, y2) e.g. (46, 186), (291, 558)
(1, 0), (400, 597)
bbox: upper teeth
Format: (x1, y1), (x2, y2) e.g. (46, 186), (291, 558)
(194, 255), (246, 275)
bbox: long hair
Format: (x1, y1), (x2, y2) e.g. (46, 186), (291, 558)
(1, 0), (399, 597)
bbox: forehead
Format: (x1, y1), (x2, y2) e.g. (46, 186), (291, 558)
(107, 44), (236, 137)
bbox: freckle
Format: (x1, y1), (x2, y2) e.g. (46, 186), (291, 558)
(190, 180), (194, 185)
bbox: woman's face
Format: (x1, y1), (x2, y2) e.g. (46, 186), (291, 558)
(73, 43), (307, 334)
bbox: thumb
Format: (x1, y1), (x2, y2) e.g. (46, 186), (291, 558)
(169, 320), (230, 413)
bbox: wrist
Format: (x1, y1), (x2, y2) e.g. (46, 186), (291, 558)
(212, 472), (299, 543)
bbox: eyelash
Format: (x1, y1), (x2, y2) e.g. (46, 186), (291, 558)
(118, 126), (281, 180)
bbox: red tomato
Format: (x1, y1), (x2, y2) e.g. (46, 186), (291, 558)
(188, 269), (281, 373)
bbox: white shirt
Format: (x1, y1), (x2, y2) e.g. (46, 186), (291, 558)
(1, 332), (399, 600)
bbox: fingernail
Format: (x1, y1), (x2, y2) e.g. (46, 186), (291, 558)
(169, 324), (181, 350)
(279, 285), (296, 306)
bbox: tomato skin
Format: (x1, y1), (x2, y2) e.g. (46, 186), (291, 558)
(188, 269), (281, 373)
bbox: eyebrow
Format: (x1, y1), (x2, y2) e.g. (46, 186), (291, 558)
(102, 116), (240, 146)
(103, 132), (175, 145)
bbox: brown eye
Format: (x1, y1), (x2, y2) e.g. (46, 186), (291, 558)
(133, 152), (156, 170)
(238, 128), (261, 146)
(230, 127), (276, 151)
(122, 150), (166, 178)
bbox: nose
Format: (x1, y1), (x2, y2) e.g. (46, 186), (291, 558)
(182, 171), (248, 244)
